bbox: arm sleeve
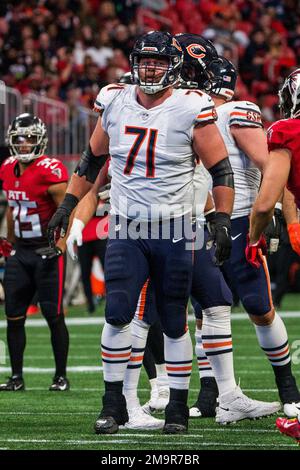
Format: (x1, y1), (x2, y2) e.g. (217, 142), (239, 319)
(229, 101), (263, 128)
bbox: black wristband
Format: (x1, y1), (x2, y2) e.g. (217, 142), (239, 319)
(61, 193), (79, 213)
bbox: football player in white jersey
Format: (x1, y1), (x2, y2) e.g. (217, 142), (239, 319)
(49, 30), (235, 434)
(182, 42), (300, 418)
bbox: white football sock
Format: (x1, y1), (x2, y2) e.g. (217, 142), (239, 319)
(164, 331), (193, 390)
(254, 312), (290, 367)
(123, 318), (149, 410)
(202, 306), (236, 396)
(195, 328), (214, 379)
(101, 322), (131, 382)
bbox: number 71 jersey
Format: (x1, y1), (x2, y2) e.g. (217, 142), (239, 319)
(94, 84), (216, 221)
(0, 156), (68, 247)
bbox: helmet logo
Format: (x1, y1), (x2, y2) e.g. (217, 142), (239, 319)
(186, 43), (206, 59)
(172, 38), (182, 52)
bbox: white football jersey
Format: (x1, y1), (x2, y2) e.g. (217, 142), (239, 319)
(215, 100), (263, 219)
(94, 84), (216, 221)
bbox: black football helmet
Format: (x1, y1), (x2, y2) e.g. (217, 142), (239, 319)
(130, 31), (183, 94)
(7, 113), (48, 163)
(206, 57), (237, 100)
(279, 68), (300, 119)
(175, 33), (219, 91)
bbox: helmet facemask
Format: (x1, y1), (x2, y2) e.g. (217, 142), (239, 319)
(279, 70), (300, 119)
(7, 121), (48, 163)
(131, 53), (181, 95)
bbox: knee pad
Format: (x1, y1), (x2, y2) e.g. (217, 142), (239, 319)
(241, 293), (270, 316)
(161, 304), (187, 338)
(105, 290), (134, 325)
(164, 259), (192, 300)
(191, 297), (203, 320)
(40, 301), (61, 323)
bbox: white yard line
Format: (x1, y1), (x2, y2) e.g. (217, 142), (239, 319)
(0, 366), (102, 373)
(0, 438), (295, 448)
(1, 311), (300, 329)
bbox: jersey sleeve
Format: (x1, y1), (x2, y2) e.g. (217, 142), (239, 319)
(188, 90), (217, 126)
(38, 158), (69, 185)
(267, 120), (294, 152)
(229, 101), (263, 128)
(93, 84), (125, 114)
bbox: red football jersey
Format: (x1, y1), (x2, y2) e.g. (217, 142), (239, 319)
(267, 118), (300, 208)
(0, 156), (68, 247)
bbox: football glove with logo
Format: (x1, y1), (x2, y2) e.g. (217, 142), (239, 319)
(0, 238), (13, 257)
(66, 218), (85, 261)
(264, 205), (284, 253)
(245, 234), (267, 269)
(47, 193), (79, 247)
(206, 212), (231, 266)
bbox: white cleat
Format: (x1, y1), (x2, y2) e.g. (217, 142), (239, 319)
(120, 407), (164, 430)
(283, 402), (300, 418)
(142, 386), (170, 414)
(216, 386), (281, 424)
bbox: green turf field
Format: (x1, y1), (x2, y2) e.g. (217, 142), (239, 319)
(0, 295), (300, 451)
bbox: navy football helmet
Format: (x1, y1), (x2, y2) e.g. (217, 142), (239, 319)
(7, 113), (48, 163)
(175, 33), (219, 91)
(130, 31), (183, 94)
(207, 57), (237, 101)
(279, 68), (300, 119)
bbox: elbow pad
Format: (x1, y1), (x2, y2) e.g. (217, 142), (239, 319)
(74, 145), (109, 183)
(208, 157), (234, 189)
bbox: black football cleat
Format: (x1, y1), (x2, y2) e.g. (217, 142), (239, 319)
(49, 376), (70, 391)
(163, 400), (189, 434)
(189, 377), (218, 418)
(0, 376), (25, 391)
(94, 392), (129, 435)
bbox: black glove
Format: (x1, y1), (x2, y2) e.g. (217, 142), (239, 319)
(205, 210), (216, 239)
(47, 193), (79, 247)
(206, 212), (232, 266)
(264, 207), (284, 253)
(36, 246), (63, 260)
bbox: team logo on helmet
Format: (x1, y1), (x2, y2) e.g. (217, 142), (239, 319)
(186, 44), (206, 60)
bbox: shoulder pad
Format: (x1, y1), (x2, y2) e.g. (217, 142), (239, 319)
(183, 90), (217, 125)
(93, 84), (126, 113)
(229, 101), (262, 127)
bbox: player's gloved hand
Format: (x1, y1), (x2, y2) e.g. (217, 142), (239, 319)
(0, 238), (13, 257)
(245, 234), (267, 268)
(35, 246), (63, 260)
(206, 212), (232, 266)
(287, 223), (300, 256)
(98, 183), (111, 202)
(66, 218), (85, 261)
(264, 204), (284, 253)
(47, 193), (79, 247)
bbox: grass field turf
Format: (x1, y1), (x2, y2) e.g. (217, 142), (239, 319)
(0, 294), (300, 451)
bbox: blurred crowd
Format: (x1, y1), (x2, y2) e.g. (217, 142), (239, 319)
(0, 0), (300, 125)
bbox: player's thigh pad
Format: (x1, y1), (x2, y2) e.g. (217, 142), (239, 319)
(3, 252), (35, 318)
(36, 254), (65, 319)
(104, 240), (149, 325)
